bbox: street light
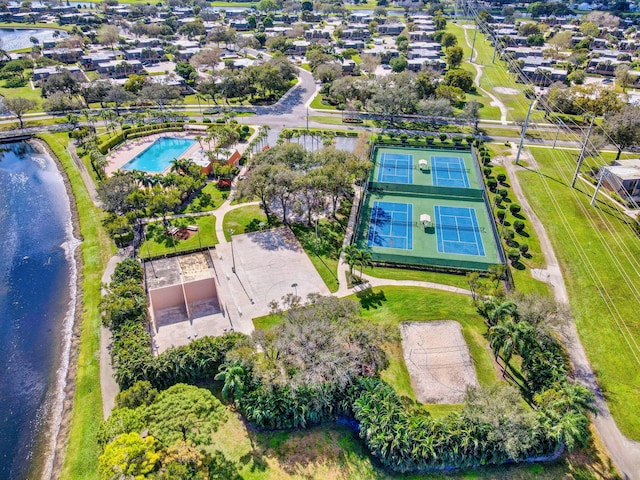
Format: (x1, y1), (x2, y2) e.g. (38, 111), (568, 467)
(291, 283), (298, 297)
(229, 229), (236, 274)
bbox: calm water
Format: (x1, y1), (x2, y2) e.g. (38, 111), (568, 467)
(0, 28), (67, 51)
(122, 137), (195, 173)
(0, 142), (77, 480)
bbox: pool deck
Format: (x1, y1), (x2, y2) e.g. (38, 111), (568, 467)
(105, 131), (203, 176)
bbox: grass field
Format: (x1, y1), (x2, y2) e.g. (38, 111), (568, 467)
(222, 204), (273, 241)
(309, 115), (345, 125)
(203, 403), (606, 480)
(309, 93), (338, 110)
(363, 266), (470, 289)
(447, 23), (546, 123)
(182, 182), (227, 213)
(0, 78), (44, 111)
(356, 286), (498, 390)
(290, 220), (343, 293)
(249, 285), (613, 478)
(522, 146), (640, 440)
(0, 21), (72, 31)
(140, 215), (218, 259)
(39, 133), (115, 480)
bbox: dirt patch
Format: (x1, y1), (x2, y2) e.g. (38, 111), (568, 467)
(494, 86), (520, 95)
(401, 321), (479, 404)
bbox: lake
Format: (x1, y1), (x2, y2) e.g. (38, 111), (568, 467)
(0, 141), (78, 480)
(0, 28), (67, 51)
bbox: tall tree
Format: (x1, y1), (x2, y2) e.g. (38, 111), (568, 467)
(98, 24), (120, 51)
(3, 97), (37, 129)
(601, 105), (640, 159)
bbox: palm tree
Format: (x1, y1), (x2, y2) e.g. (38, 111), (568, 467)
(214, 363), (246, 401)
(477, 298), (518, 327)
(341, 244), (359, 278)
(355, 249), (373, 279)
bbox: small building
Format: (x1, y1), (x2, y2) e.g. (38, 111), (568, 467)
(287, 40), (310, 56)
(96, 60), (144, 78)
(602, 159), (640, 202)
(33, 65), (85, 85)
(81, 51), (117, 70)
(42, 47), (83, 64)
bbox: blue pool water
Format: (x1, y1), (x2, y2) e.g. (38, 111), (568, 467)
(122, 137), (196, 173)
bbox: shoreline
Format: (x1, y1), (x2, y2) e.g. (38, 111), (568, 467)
(31, 138), (85, 480)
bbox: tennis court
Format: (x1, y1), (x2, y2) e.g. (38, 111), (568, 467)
(432, 155), (470, 188)
(367, 201), (413, 250)
(435, 205), (485, 256)
(376, 152), (414, 184)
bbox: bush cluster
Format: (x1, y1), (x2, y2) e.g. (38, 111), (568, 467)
(102, 259), (249, 390)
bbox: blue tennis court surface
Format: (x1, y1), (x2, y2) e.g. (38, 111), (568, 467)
(435, 205), (485, 256)
(432, 155), (470, 188)
(367, 201), (413, 250)
(377, 153), (413, 184)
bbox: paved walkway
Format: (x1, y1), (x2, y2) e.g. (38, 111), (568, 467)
(99, 253), (125, 419)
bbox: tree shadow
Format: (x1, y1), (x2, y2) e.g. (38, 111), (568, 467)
(511, 260), (526, 270)
(209, 449), (243, 479)
(355, 288), (386, 310)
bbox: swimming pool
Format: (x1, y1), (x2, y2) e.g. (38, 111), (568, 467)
(121, 137), (196, 173)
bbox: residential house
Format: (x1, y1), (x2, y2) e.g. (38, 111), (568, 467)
(33, 65), (85, 85)
(96, 59), (143, 78)
(42, 48), (83, 63)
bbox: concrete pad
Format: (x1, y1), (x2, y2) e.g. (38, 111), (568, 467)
(231, 226), (330, 307)
(401, 320), (479, 404)
(151, 311), (232, 354)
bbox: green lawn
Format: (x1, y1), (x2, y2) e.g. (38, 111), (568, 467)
(447, 23), (545, 123)
(523, 146), (640, 440)
(0, 78), (44, 111)
(39, 133), (115, 480)
(182, 182), (227, 213)
(309, 93), (338, 110)
(363, 266), (471, 289)
(0, 21), (72, 32)
(222, 204), (273, 241)
(140, 215), (218, 259)
(308, 115), (344, 126)
(290, 220), (343, 293)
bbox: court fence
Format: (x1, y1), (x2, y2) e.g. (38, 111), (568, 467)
(367, 250), (501, 272)
(369, 181), (484, 200)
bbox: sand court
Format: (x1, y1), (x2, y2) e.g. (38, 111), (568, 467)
(401, 320), (479, 404)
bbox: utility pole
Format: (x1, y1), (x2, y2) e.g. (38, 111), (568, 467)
(571, 117), (595, 188)
(515, 101), (535, 165)
(552, 122), (561, 149)
(306, 106), (309, 131)
(590, 169), (608, 205)
(470, 21), (478, 63)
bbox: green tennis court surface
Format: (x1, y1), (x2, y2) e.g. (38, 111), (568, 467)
(357, 146), (503, 271)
